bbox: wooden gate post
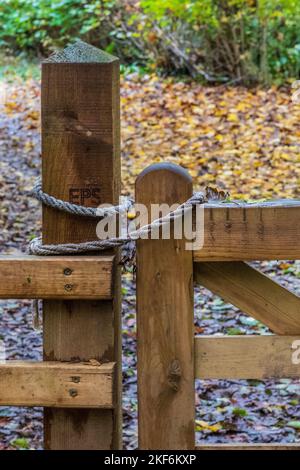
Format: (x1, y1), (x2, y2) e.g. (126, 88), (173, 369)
(136, 163), (195, 449)
(41, 41), (121, 449)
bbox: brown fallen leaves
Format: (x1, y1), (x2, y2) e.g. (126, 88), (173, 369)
(121, 75), (300, 199)
(2, 74), (299, 200)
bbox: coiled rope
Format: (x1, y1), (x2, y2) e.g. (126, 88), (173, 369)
(29, 179), (207, 256)
(32, 178), (133, 219)
(28, 179), (219, 330)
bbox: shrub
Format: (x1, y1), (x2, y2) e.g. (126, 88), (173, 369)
(0, 0), (119, 54)
(1, 0), (300, 84)
(139, 0), (300, 84)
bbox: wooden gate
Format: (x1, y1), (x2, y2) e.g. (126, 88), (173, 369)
(136, 163), (300, 450)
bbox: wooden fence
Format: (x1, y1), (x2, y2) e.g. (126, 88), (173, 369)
(0, 41), (299, 450)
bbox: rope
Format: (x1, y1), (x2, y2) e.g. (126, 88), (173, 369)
(29, 178), (225, 329)
(32, 178), (133, 218)
(29, 190), (206, 255)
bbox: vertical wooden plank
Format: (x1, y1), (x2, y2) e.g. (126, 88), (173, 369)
(136, 163), (195, 449)
(41, 41), (121, 450)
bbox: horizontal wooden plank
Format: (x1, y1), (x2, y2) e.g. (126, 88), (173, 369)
(194, 201), (300, 261)
(0, 255), (114, 299)
(196, 443), (300, 450)
(0, 361), (114, 408)
(194, 261), (300, 335)
(195, 335), (300, 379)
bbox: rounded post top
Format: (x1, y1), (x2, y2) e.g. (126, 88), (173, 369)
(44, 40), (119, 64)
(136, 162), (192, 186)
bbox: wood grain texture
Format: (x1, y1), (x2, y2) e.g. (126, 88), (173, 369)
(42, 42), (121, 450)
(194, 261), (300, 334)
(136, 162), (195, 450)
(0, 361), (114, 408)
(194, 202), (300, 261)
(196, 443), (300, 450)
(195, 335), (300, 379)
(0, 255), (114, 299)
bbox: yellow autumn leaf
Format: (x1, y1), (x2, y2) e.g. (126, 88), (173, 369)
(195, 420), (222, 432)
(228, 113), (239, 122)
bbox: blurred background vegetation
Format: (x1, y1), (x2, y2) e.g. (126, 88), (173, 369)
(1, 0), (300, 85)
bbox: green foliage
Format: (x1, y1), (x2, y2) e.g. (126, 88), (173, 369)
(0, 0), (118, 53)
(141, 0), (217, 25)
(11, 437), (30, 449)
(1, 0), (300, 84)
(139, 0), (300, 84)
(232, 407), (248, 417)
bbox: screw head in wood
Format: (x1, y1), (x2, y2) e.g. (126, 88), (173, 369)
(63, 268), (73, 276)
(69, 388), (78, 398)
(71, 376), (81, 383)
(64, 284), (73, 292)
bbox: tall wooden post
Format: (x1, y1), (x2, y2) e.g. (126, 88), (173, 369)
(136, 163), (195, 449)
(41, 41), (121, 449)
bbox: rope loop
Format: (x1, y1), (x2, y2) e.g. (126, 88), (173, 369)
(32, 178), (133, 218)
(29, 177), (212, 256)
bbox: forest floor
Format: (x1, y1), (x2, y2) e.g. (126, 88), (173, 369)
(0, 69), (299, 449)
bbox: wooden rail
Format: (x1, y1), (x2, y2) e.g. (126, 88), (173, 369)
(195, 335), (300, 379)
(0, 361), (114, 408)
(0, 255), (114, 299)
(194, 200), (300, 261)
(194, 261), (300, 335)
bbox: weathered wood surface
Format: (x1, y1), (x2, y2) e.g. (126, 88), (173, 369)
(42, 41), (121, 450)
(195, 335), (300, 379)
(194, 261), (300, 334)
(136, 162), (195, 450)
(0, 255), (114, 299)
(0, 361), (114, 408)
(194, 201), (300, 261)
